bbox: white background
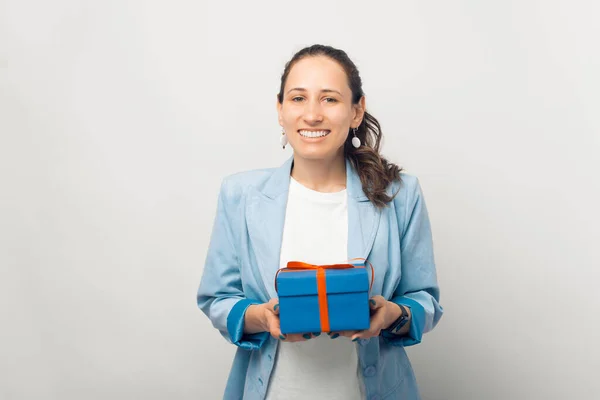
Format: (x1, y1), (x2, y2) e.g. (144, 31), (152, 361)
(1, 1), (599, 399)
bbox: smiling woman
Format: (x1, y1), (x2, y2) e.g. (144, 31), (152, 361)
(197, 44), (443, 400)
(275, 48), (403, 206)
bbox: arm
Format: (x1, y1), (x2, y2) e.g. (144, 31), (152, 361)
(196, 179), (269, 350)
(385, 177), (444, 346)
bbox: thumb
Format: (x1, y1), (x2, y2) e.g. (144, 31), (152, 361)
(369, 296), (385, 311)
(267, 298), (280, 315)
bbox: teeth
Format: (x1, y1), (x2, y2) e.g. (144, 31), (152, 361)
(299, 130), (330, 138)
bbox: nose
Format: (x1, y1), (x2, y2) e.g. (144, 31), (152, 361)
(303, 98), (324, 123)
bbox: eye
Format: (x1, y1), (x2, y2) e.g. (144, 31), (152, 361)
(324, 97), (338, 103)
(291, 97), (304, 102)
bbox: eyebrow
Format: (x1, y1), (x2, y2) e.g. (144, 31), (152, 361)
(286, 87), (342, 96)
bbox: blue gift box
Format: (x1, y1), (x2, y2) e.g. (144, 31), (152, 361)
(276, 263), (370, 334)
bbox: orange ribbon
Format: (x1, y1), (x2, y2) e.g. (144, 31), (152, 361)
(275, 258), (374, 333)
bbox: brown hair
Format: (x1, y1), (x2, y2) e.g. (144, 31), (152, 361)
(277, 44), (402, 208)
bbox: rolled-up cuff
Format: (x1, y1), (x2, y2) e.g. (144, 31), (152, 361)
(384, 297), (426, 347)
(227, 299), (270, 350)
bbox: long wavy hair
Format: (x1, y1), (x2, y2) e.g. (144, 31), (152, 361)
(277, 44), (402, 208)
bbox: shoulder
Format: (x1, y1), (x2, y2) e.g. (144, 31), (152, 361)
(389, 172), (421, 201)
(397, 172), (420, 191)
(388, 172), (425, 219)
(217, 166), (278, 201)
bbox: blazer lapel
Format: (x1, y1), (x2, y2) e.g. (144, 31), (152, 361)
(246, 156), (293, 300)
(346, 158), (381, 261)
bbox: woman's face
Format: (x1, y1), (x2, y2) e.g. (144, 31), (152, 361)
(277, 56), (365, 161)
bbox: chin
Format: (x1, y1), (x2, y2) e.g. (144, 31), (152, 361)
(292, 145), (343, 161)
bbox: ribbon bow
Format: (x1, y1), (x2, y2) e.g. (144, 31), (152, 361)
(275, 258), (374, 332)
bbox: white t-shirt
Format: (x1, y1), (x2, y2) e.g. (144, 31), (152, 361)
(265, 176), (364, 400)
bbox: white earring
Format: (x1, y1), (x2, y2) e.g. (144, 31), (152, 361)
(351, 127), (361, 148)
(280, 129), (288, 149)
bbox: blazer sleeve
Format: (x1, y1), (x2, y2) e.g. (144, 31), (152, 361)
(387, 176), (444, 347)
(196, 178), (269, 350)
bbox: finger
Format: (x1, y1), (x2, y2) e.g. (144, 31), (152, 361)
(369, 295), (386, 311)
(337, 330), (359, 339)
(350, 326), (381, 341)
(265, 312), (285, 340)
(352, 308), (387, 341)
(283, 333), (307, 342)
(350, 330), (367, 341)
(266, 298), (280, 315)
(366, 314), (386, 337)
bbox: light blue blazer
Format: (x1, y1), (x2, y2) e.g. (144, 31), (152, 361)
(197, 156), (443, 400)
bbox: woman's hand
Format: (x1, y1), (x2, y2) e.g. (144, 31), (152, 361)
(333, 295), (407, 341)
(245, 299), (320, 342)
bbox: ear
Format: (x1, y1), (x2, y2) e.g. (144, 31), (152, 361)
(352, 96), (366, 127)
(276, 94), (283, 126)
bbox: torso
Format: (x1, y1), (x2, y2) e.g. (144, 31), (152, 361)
(265, 176), (363, 400)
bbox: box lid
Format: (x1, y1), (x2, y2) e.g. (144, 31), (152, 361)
(276, 265), (369, 297)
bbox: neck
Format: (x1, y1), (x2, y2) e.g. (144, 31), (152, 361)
(290, 151), (347, 193)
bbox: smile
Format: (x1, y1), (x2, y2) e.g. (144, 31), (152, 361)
(298, 130), (330, 138)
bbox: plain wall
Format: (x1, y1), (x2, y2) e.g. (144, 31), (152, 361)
(1, 1), (598, 399)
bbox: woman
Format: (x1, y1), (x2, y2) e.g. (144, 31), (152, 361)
(197, 44), (443, 400)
